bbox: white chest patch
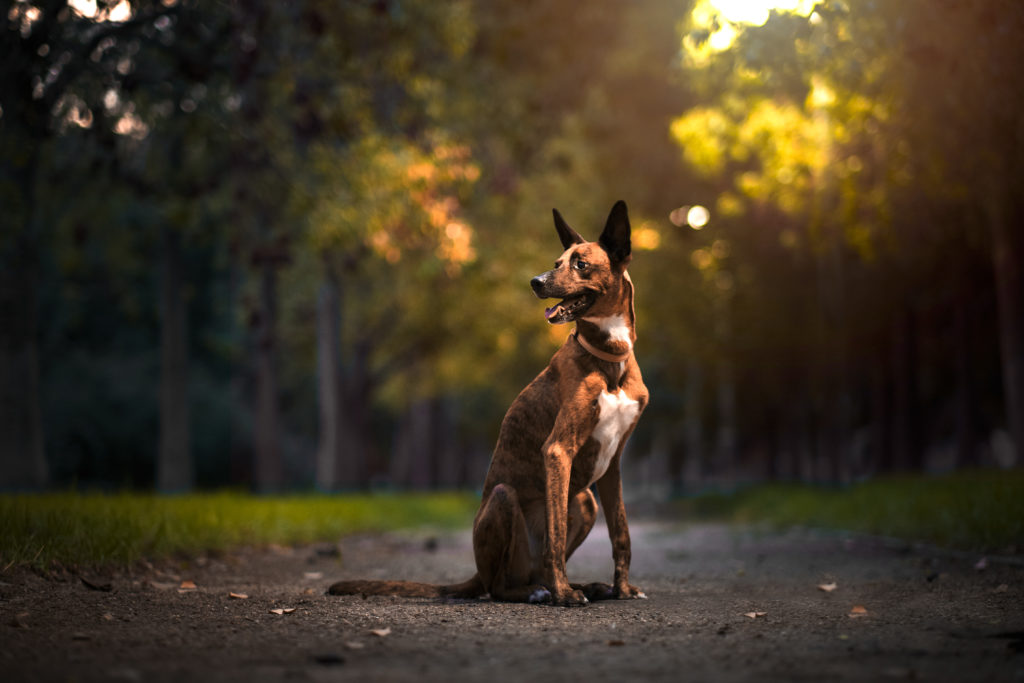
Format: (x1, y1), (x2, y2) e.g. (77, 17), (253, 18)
(583, 314), (632, 347)
(588, 389), (641, 485)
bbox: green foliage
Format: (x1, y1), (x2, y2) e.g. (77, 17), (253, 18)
(0, 491), (479, 570)
(7, 0), (1022, 492)
(679, 470), (1024, 552)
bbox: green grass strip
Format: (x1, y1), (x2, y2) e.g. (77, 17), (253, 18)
(680, 469), (1024, 552)
(0, 491), (479, 571)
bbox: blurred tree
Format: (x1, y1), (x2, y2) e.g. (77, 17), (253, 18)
(669, 0), (1022, 481)
(1, 0), (190, 489)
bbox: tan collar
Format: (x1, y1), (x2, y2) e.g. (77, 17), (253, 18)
(573, 329), (631, 363)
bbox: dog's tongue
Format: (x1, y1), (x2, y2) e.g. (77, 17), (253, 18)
(545, 305), (560, 320)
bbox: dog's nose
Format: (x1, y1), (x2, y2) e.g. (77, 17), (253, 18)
(530, 276), (545, 295)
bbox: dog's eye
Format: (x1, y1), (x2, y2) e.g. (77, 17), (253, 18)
(574, 260), (588, 270)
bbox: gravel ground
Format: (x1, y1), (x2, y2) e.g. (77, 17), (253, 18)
(3, 519), (1023, 682)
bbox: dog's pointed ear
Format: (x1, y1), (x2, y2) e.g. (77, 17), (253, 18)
(553, 209), (585, 250)
(599, 200), (631, 266)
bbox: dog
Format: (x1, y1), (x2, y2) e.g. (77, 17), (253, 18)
(328, 200), (648, 606)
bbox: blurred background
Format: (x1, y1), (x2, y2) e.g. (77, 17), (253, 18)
(2, 0), (1022, 497)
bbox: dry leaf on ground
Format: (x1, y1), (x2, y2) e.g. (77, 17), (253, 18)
(304, 572), (323, 580)
(817, 582), (838, 592)
(369, 627), (391, 637)
(228, 592), (249, 600)
(743, 612), (767, 619)
(344, 641), (365, 650)
(269, 608), (296, 615)
(849, 605), (868, 618)
(179, 580), (197, 590)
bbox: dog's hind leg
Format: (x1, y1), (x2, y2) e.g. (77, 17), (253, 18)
(473, 483), (551, 603)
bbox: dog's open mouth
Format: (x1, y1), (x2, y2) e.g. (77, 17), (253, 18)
(544, 294), (593, 324)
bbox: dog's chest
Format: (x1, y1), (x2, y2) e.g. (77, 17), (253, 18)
(587, 389), (641, 485)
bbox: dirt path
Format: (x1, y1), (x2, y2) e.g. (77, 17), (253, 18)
(3, 520), (1022, 682)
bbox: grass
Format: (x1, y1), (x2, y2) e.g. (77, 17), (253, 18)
(4, 470), (1021, 572)
(0, 491), (479, 571)
(677, 469), (1024, 552)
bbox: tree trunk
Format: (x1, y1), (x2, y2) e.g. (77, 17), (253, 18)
(315, 261), (342, 491)
(953, 292), (978, 467)
(682, 358), (704, 489)
(989, 198), (1024, 466)
(434, 398), (462, 489)
(0, 238), (48, 490)
(715, 361), (737, 485)
(890, 308), (921, 471)
(870, 365), (893, 474)
(391, 397), (435, 489)
(157, 227), (192, 492)
(714, 298), (736, 486)
(253, 263), (282, 492)
(0, 148), (47, 490)
(338, 339), (372, 488)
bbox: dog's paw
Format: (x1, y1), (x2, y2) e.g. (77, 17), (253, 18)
(554, 588), (589, 607)
(615, 583), (647, 600)
(528, 587), (552, 604)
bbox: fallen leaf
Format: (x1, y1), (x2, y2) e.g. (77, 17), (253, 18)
(849, 605), (868, 618)
(269, 607), (297, 615)
(607, 639), (625, 646)
(744, 612), (767, 619)
(344, 641), (365, 650)
(303, 588), (315, 596)
(817, 582), (838, 592)
(179, 580), (197, 590)
(369, 627), (391, 637)
(304, 571), (324, 580)
(229, 592), (249, 600)
(102, 613), (114, 621)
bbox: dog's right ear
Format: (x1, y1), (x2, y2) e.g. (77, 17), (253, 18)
(553, 209), (585, 250)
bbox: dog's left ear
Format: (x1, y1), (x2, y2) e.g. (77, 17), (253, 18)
(599, 200), (631, 266)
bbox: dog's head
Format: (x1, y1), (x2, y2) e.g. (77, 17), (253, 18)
(530, 200), (632, 325)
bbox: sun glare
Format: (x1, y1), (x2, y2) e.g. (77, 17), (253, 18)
(692, 0), (817, 55)
(710, 0), (816, 26)
(68, 0), (133, 21)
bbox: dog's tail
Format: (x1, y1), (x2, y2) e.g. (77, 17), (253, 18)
(327, 574), (485, 599)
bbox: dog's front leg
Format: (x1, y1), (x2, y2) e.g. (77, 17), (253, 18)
(596, 455), (646, 599)
(540, 406), (594, 606)
(540, 440), (587, 605)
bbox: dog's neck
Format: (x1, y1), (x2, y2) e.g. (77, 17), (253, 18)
(576, 273), (635, 363)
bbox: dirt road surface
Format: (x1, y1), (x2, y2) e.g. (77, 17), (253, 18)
(4, 519), (1023, 682)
